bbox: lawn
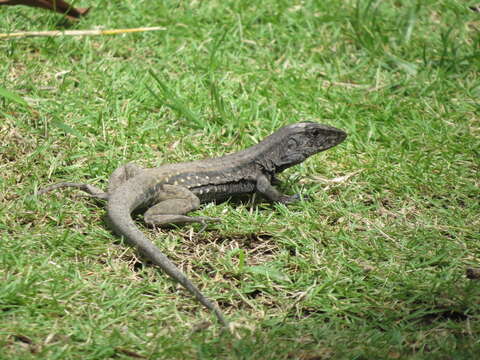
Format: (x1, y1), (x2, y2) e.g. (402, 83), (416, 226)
(1, 0), (479, 359)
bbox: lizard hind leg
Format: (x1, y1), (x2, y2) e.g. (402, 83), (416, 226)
(144, 208), (221, 227)
(144, 185), (220, 227)
(37, 162), (143, 199)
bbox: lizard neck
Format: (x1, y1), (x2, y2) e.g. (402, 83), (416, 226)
(206, 122), (347, 174)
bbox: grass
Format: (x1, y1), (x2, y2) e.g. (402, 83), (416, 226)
(1, 0), (479, 358)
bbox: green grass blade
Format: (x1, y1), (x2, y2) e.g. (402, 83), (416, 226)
(0, 86), (29, 107)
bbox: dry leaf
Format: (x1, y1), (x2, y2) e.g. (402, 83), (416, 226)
(0, 0), (89, 19)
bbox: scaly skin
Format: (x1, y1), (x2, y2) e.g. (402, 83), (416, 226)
(39, 122), (347, 328)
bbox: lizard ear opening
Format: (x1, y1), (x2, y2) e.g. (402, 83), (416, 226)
(286, 138), (299, 150)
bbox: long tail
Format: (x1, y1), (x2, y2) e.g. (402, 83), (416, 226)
(107, 193), (229, 328)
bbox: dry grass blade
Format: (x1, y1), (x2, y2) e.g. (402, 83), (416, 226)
(311, 170), (363, 184)
(0, 26), (166, 39)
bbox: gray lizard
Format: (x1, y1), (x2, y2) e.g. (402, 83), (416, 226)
(39, 122), (347, 328)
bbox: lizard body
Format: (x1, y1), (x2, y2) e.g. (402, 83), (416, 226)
(39, 122), (347, 328)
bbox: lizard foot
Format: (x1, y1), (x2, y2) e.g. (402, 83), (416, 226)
(195, 217), (222, 233)
(191, 216), (222, 223)
(277, 194), (301, 205)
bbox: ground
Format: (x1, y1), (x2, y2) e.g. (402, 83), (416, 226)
(1, 0), (479, 359)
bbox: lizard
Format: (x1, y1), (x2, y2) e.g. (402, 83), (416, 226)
(38, 122), (347, 329)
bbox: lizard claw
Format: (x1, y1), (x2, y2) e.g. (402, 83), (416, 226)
(277, 194), (301, 204)
(194, 216), (222, 223)
(195, 217), (221, 233)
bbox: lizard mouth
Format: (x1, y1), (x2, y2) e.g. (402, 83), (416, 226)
(311, 132), (347, 152)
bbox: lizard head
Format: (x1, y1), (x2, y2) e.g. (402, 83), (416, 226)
(272, 122), (347, 172)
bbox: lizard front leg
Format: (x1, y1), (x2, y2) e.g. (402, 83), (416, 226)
(144, 184), (220, 226)
(256, 174), (300, 204)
